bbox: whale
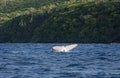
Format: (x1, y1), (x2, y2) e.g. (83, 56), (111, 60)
(52, 44), (78, 52)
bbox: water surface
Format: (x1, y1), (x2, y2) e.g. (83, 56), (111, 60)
(0, 43), (120, 78)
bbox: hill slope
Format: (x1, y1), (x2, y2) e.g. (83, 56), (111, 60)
(0, 1), (120, 43)
(32, 1), (120, 43)
(0, 0), (66, 26)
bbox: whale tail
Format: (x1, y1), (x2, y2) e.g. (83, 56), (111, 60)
(52, 44), (78, 52)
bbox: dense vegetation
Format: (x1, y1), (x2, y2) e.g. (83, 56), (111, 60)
(0, 0), (120, 43)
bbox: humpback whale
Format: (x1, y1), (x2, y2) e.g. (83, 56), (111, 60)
(52, 44), (78, 52)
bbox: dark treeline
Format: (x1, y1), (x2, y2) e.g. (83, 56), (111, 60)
(0, 0), (120, 43)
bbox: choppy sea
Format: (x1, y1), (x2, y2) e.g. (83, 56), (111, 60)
(0, 43), (120, 78)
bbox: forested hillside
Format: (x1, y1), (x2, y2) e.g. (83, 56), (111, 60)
(0, 0), (120, 43)
(0, 0), (66, 25)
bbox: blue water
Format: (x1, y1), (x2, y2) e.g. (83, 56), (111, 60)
(0, 43), (120, 78)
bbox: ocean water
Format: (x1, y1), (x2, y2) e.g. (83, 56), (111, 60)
(0, 43), (120, 78)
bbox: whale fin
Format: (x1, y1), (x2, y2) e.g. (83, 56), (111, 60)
(65, 44), (78, 51)
(52, 46), (64, 52)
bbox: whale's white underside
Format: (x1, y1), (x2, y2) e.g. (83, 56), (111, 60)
(52, 44), (78, 52)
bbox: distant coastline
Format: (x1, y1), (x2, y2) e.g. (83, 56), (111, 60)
(0, 1), (120, 43)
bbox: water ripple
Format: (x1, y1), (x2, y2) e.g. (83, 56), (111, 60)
(0, 43), (120, 78)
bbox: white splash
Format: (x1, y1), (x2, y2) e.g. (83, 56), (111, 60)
(52, 44), (78, 52)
